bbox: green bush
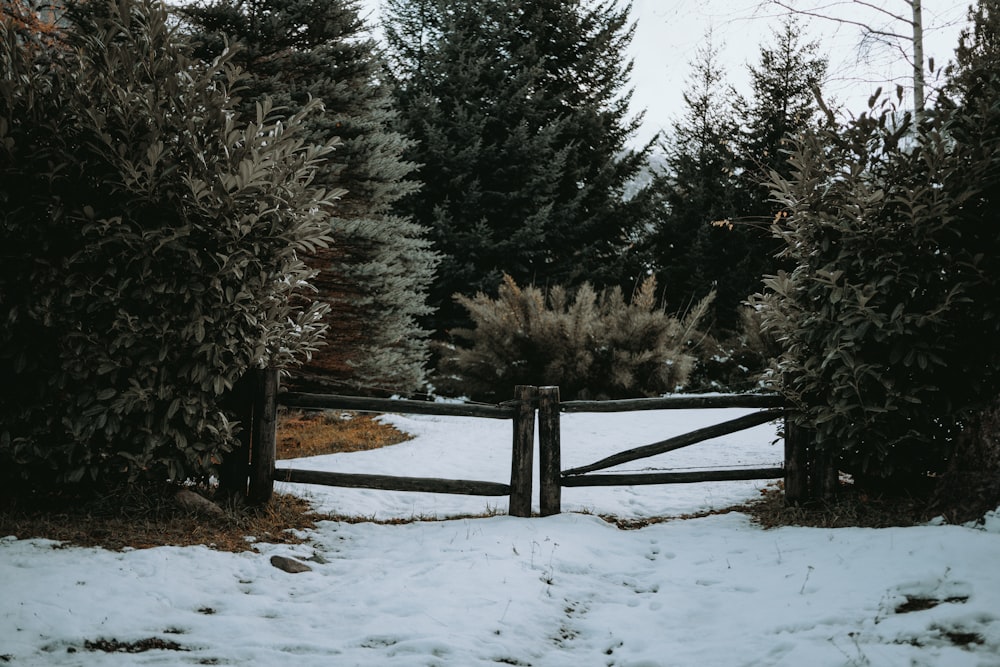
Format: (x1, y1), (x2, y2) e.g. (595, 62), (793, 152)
(434, 274), (712, 400)
(753, 94), (1000, 488)
(0, 0), (339, 489)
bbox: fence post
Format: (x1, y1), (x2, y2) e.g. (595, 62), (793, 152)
(538, 386), (561, 516)
(247, 367), (279, 506)
(218, 372), (254, 499)
(784, 413), (809, 505)
(508, 385), (537, 518)
(812, 443), (839, 501)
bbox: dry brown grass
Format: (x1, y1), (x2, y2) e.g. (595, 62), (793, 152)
(739, 482), (939, 529)
(276, 409), (412, 458)
(0, 485), (323, 552)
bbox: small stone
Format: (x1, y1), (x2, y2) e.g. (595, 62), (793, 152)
(270, 555), (312, 574)
(174, 490), (226, 518)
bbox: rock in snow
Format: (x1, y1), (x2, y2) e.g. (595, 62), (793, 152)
(270, 554), (312, 573)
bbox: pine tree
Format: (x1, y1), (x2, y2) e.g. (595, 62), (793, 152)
(645, 32), (742, 326)
(728, 16), (829, 320)
(948, 0), (1000, 103)
(178, 0), (438, 394)
(738, 16), (828, 223)
(648, 21), (829, 330)
(384, 0), (654, 334)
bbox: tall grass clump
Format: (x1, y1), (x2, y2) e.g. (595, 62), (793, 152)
(435, 274), (712, 400)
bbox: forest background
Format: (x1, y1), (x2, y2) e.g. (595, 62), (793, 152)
(2, 0), (998, 505)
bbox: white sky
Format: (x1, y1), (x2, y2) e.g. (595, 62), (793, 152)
(628, 0), (972, 145)
(362, 0), (972, 147)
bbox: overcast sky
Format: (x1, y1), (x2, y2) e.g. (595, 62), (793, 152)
(628, 0), (971, 144)
(361, 0), (973, 147)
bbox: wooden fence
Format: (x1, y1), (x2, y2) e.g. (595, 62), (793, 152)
(222, 371), (832, 514)
(535, 386), (793, 516)
(275, 384), (537, 517)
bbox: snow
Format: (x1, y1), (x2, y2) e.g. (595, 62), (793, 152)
(3, 407), (1000, 666)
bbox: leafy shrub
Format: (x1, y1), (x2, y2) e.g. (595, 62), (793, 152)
(434, 274), (712, 400)
(753, 92), (1000, 487)
(0, 0), (338, 489)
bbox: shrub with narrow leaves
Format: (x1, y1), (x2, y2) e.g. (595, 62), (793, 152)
(435, 274), (711, 400)
(0, 0), (339, 489)
(753, 92), (1000, 487)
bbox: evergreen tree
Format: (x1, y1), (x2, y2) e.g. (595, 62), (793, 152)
(738, 16), (828, 223)
(645, 33), (742, 326)
(730, 16), (828, 321)
(648, 21), (828, 331)
(384, 0), (654, 334)
(178, 0), (438, 394)
(948, 0), (1000, 103)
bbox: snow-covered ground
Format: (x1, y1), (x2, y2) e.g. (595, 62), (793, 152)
(3, 407), (999, 666)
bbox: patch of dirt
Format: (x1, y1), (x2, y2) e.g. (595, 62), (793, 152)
(896, 596), (969, 614)
(895, 596), (969, 614)
(938, 629), (985, 646)
(84, 637), (186, 653)
(597, 506), (746, 530)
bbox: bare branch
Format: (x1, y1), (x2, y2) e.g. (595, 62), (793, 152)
(801, 0), (908, 25)
(768, 0), (911, 41)
(846, 0), (912, 27)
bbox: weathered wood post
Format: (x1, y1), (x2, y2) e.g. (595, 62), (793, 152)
(218, 372), (255, 499)
(538, 386), (561, 516)
(812, 442), (839, 501)
(247, 367), (279, 506)
(784, 414), (810, 505)
(508, 385), (537, 518)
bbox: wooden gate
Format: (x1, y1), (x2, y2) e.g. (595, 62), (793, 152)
(225, 374), (831, 514)
(534, 387), (793, 516)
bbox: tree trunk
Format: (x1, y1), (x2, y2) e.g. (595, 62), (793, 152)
(912, 0), (925, 112)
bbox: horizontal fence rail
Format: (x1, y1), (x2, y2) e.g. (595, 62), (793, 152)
(560, 467), (786, 487)
(559, 393), (786, 413)
(539, 388), (788, 515)
(275, 469), (511, 496)
(280, 391), (516, 419)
